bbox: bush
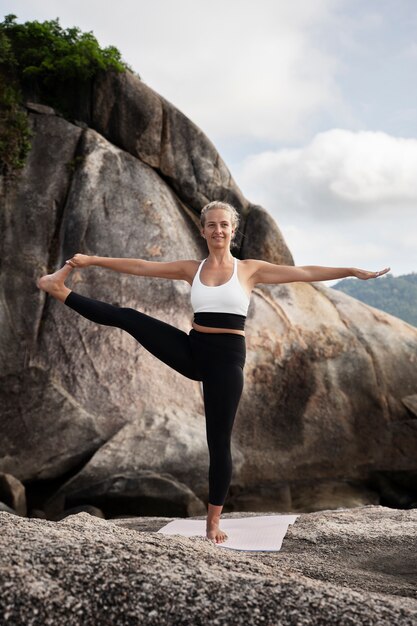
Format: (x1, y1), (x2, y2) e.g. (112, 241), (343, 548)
(0, 14), (130, 177)
(1, 14), (129, 84)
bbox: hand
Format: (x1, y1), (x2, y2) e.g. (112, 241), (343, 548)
(65, 253), (92, 268)
(351, 266), (390, 280)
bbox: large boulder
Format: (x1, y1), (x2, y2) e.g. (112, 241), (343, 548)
(0, 506), (416, 625)
(29, 70), (295, 265)
(1, 113), (208, 488)
(234, 281), (417, 509)
(0, 72), (416, 517)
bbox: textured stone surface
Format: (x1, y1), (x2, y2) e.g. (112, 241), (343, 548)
(92, 73), (245, 213)
(240, 204), (294, 265)
(0, 506), (416, 625)
(234, 282), (417, 502)
(0, 502), (17, 515)
(403, 394), (417, 417)
(0, 473), (26, 516)
(45, 466), (207, 520)
(0, 114), (206, 492)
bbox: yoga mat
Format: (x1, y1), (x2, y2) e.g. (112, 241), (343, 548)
(157, 514), (299, 552)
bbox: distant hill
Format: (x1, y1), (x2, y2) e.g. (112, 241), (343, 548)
(332, 273), (417, 327)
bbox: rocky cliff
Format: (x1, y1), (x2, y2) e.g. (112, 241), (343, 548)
(1, 70), (417, 518)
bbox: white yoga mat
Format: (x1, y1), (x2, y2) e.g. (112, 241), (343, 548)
(157, 514), (299, 552)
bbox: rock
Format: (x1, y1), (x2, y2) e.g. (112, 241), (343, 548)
(289, 479), (380, 512)
(0, 502), (17, 515)
(231, 282), (417, 507)
(91, 72), (250, 213)
(25, 101), (57, 116)
(53, 505), (105, 521)
(45, 468), (207, 520)
(28, 509), (47, 519)
(0, 506), (416, 625)
(369, 470), (417, 509)
(240, 204), (294, 265)
(229, 479), (381, 515)
(49, 69), (293, 260)
(402, 394), (417, 417)
(0, 114), (204, 486)
(0, 473), (26, 516)
(43, 419), (213, 518)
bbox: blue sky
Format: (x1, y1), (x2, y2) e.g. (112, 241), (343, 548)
(2, 0), (416, 279)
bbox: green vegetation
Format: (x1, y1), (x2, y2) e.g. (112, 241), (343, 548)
(1, 14), (129, 86)
(332, 272), (417, 327)
(0, 14), (130, 177)
(0, 24), (32, 175)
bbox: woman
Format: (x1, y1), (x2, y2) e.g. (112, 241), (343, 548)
(37, 201), (390, 543)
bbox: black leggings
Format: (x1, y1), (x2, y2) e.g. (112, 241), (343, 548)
(65, 291), (246, 506)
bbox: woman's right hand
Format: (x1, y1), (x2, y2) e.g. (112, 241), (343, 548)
(66, 253), (93, 268)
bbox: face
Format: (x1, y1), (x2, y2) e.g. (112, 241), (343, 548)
(201, 209), (234, 248)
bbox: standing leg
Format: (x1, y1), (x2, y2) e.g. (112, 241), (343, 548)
(202, 363), (244, 543)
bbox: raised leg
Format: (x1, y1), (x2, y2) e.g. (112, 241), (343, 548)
(66, 292), (202, 381)
(37, 265), (201, 380)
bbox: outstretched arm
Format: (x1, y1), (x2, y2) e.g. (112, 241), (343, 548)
(65, 253), (196, 282)
(250, 260), (390, 285)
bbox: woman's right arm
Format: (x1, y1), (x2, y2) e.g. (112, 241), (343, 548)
(66, 254), (197, 283)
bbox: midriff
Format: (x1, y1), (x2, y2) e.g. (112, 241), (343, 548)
(192, 321), (245, 336)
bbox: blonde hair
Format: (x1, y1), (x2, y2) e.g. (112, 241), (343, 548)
(200, 201), (240, 244)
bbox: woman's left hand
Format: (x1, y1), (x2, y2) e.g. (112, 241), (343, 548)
(351, 266), (390, 280)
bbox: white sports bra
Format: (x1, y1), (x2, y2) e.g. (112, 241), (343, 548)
(190, 257), (250, 316)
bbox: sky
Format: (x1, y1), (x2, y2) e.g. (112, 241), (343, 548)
(2, 0), (417, 281)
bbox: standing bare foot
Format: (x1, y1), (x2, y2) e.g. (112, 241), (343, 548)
(37, 263), (73, 302)
(206, 519), (229, 544)
(206, 503), (228, 544)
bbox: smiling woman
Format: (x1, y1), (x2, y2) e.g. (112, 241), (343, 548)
(37, 199), (389, 545)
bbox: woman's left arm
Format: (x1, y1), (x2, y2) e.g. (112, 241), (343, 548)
(251, 260), (390, 285)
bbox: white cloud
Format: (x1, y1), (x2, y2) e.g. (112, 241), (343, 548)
(280, 217), (415, 283)
(132, 0), (345, 143)
(238, 129), (417, 221)
(237, 128), (417, 277)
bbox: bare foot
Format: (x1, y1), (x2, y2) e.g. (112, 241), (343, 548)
(206, 525), (228, 544)
(206, 517), (228, 544)
(37, 264), (73, 302)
